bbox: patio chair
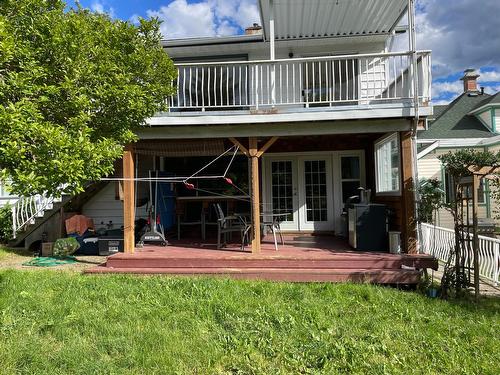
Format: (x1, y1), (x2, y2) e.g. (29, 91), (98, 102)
(214, 203), (251, 250)
(261, 212), (285, 251)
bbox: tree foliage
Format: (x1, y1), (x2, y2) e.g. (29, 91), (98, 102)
(417, 178), (444, 224)
(0, 0), (176, 196)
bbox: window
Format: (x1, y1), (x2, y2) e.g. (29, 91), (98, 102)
(340, 156), (361, 202)
(444, 171), (485, 204)
(375, 133), (400, 194)
(0, 181), (12, 198)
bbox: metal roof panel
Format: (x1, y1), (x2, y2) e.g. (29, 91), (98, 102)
(259, 0), (407, 40)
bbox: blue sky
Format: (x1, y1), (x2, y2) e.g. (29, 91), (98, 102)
(68, 0), (500, 104)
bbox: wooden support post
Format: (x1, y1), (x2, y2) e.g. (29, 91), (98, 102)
(472, 175), (480, 300)
(401, 131), (417, 253)
(123, 145), (135, 253)
(249, 137), (261, 253)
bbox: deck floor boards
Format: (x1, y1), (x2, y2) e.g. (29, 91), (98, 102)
(85, 235), (438, 284)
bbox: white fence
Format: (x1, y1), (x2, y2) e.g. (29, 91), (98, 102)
(420, 223), (500, 285)
(168, 51), (432, 111)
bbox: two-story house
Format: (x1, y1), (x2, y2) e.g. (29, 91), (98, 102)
(12, 0), (432, 258)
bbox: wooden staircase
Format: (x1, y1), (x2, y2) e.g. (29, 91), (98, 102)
(9, 182), (108, 248)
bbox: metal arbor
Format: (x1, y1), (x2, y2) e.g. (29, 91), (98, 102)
(452, 166), (500, 299)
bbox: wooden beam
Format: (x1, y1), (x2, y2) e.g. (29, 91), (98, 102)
(256, 136), (279, 158)
(468, 165), (500, 175)
(249, 137), (261, 253)
(228, 137), (249, 157)
(138, 119), (411, 139)
(123, 145), (135, 253)
(400, 131), (417, 254)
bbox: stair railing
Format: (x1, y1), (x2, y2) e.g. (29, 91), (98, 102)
(11, 194), (55, 238)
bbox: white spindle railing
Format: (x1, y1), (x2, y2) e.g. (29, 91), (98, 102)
(421, 223), (500, 285)
(11, 194), (56, 238)
(168, 51), (431, 111)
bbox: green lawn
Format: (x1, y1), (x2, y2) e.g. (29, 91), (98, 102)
(0, 270), (498, 374)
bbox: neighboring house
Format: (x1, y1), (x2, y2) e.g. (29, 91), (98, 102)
(418, 69), (500, 229)
(0, 181), (18, 207)
(11, 0), (432, 254)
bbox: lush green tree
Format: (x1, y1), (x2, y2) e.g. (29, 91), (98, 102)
(0, 0), (176, 196)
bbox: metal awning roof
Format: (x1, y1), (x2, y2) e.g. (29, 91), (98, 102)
(259, 0), (407, 40)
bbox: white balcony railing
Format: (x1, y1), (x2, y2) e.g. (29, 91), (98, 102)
(420, 223), (500, 285)
(168, 51), (431, 112)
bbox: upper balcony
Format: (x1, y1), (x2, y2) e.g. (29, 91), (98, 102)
(150, 51), (431, 125)
(149, 0), (432, 126)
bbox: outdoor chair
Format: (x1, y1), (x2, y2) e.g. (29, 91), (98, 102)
(261, 212), (285, 251)
(214, 203), (251, 250)
(177, 205), (203, 240)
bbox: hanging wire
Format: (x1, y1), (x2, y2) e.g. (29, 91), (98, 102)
(183, 145), (238, 183)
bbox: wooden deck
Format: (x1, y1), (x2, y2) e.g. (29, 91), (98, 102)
(86, 235), (438, 284)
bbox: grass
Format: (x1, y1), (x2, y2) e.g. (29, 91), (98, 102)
(0, 270), (499, 374)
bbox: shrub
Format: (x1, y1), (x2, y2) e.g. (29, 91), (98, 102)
(0, 203), (13, 244)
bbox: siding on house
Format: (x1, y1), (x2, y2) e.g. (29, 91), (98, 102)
(82, 155), (155, 230)
(82, 182), (149, 231)
(478, 110), (493, 130)
(495, 109), (500, 132)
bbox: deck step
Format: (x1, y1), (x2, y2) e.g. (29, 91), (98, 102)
(85, 266), (421, 284)
(105, 256), (436, 270)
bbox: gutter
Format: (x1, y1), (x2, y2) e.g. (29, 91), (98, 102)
(161, 34), (264, 48)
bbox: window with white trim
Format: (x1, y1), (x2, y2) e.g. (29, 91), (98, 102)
(0, 181), (12, 198)
(375, 133), (400, 193)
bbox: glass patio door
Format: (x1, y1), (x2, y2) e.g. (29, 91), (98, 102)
(265, 156), (334, 232)
(297, 158), (334, 231)
(268, 160), (299, 231)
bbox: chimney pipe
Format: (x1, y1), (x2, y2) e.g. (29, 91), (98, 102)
(245, 23), (262, 35)
(481, 86), (485, 95)
(460, 68), (480, 93)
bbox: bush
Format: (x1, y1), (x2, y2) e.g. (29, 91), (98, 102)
(0, 203), (13, 244)
(52, 237), (80, 257)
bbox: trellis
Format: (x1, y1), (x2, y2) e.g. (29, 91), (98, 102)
(451, 166), (500, 299)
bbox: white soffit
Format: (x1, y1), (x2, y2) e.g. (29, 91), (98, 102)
(259, 0), (407, 40)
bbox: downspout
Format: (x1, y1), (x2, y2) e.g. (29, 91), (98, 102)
(269, 0), (276, 108)
(408, 0), (421, 252)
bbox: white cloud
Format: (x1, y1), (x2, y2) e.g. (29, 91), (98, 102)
(432, 99), (452, 106)
(146, 0), (260, 39)
(147, 0), (216, 39)
(91, 1), (115, 17)
(432, 81), (463, 98)
(478, 69), (500, 82)
(415, 0), (500, 77)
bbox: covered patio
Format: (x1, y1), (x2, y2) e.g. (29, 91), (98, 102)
(117, 126), (419, 258)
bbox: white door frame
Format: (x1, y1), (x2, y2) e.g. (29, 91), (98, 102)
(262, 150), (365, 233)
(332, 150), (366, 234)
